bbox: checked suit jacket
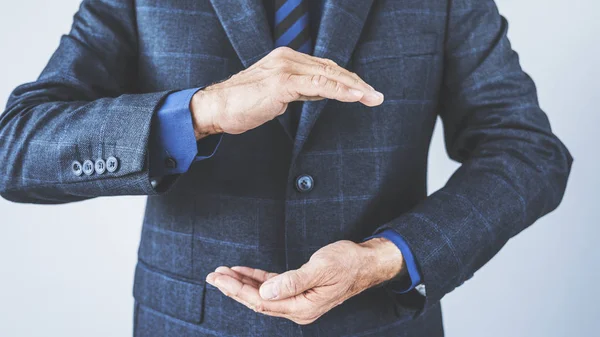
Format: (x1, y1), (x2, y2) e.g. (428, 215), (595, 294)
(0, 0), (572, 336)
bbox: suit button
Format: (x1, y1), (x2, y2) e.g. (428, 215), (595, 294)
(82, 160), (95, 176)
(71, 161), (83, 176)
(295, 174), (314, 193)
(95, 159), (106, 174)
(165, 157), (177, 169)
(106, 156), (119, 173)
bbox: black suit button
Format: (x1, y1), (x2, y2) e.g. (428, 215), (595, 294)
(295, 174), (314, 193)
(165, 157), (177, 169)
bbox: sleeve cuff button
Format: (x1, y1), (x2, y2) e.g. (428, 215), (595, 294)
(94, 159), (106, 174)
(82, 160), (95, 176)
(106, 156), (119, 173)
(71, 161), (83, 176)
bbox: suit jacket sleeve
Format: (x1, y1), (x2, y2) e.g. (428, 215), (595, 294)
(374, 0), (572, 311)
(0, 0), (173, 204)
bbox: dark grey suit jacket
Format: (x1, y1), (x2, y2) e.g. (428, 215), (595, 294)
(0, 0), (572, 336)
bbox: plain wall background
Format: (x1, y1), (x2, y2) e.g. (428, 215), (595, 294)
(0, 1), (597, 336)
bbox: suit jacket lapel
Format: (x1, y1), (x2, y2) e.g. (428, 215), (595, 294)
(209, 0), (273, 68)
(292, 0), (375, 159)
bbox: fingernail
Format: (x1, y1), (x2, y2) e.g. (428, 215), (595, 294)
(260, 282), (279, 300)
(348, 88), (364, 98)
(367, 91), (384, 101)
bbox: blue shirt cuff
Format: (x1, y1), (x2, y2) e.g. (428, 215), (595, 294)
(365, 229), (422, 294)
(149, 88), (222, 178)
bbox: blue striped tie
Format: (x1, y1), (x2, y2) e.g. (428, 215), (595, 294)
(274, 0), (312, 54)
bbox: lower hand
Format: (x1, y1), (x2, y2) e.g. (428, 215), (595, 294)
(190, 46), (384, 139)
(206, 238), (404, 325)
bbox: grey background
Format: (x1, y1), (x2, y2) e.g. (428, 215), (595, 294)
(0, 1), (597, 336)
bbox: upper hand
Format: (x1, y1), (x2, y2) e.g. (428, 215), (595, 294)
(206, 238), (404, 325)
(190, 46), (384, 139)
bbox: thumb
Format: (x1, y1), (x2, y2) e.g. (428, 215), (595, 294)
(259, 265), (318, 300)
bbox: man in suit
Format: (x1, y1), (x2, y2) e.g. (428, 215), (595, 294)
(0, 0), (572, 336)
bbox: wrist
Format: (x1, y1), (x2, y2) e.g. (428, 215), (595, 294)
(190, 87), (224, 140)
(358, 237), (406, 286)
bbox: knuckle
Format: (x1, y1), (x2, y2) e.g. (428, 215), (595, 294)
(323, 58), (338, 66)
(311, 74), (327, 87)
(276, 59), (293, 73)
(323, 64), (338, 76)
(283, 276), (300, 295)
(318, 64), (328, 75)
(349, 71), (362, 81)
(325, 78), (338, 90)
(271, 46), (292, 58)
(334, 81), (344, 93)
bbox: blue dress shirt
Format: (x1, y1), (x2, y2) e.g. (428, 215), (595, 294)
(149, 88), (222, 178)
(147, 1), (423, 295)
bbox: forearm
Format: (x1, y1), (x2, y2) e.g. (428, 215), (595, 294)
(378, 132), (571, 307)
(358, 237), (406, 288)
(368, 0), (572, 310)
(0, 89), (172, 203)
(0, 0), (170, 203)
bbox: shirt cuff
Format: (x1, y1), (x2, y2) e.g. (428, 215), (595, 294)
(365, 229), (422, 294)
(149, 88), (221, 178)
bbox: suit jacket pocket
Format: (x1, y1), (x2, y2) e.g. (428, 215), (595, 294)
(353, 33), (440, 65)
(133, 262), (206, 324)
(351, 34), (442, 102)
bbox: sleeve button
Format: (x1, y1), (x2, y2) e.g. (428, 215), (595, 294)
(82, 160), (95, 176)
(94, 159), (106, 174)
(106, 156), (119, 173)
(71, 161), (83, 176)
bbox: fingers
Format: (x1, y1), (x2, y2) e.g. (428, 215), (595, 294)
(213, 265), (310, 301)
(290, 61), (374, 96)
(206, 272), (264, 310)
(213, 266), (262, 288)
(272, 47), (371, 91)
(206, 265), (331, 325)
(230, 266), (279, 283)
(267, 46), (384, 107)
(206, 270), (311, 317)
(288, 74), (384, 106)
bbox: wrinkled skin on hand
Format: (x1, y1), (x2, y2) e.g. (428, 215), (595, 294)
(206, 238), (404, 325)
